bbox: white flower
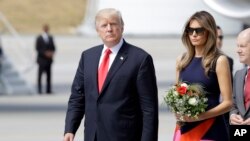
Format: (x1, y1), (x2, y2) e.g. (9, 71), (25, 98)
(173, 91), (179, 96)
(164, 82), (207, 119)
(188, 97), (198, 106)
(181, 83), (188, 88)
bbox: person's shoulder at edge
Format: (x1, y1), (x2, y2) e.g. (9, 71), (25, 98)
(36, 34), (42, 39)
(125, 41), (151, 56)
(215, 55), (231, 72)
(216, 55), (229, 65)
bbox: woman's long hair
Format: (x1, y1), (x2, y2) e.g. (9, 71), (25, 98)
(177, 11), (222, 76)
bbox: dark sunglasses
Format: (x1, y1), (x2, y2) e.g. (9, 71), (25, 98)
(186, 27), (205, 36)
(218, 35), (223, 40)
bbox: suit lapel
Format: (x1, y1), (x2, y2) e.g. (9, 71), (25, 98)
(238, 68), (247, 114)
(92, 46), (103, 99)
(241, 68), (250, 115)
(98, 42), (128, 95)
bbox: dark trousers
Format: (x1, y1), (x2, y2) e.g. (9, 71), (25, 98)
(38, 63), (52, 94)
(224, 112), (230, 130)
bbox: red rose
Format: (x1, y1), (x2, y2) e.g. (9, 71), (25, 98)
(177, 86), (187, 95)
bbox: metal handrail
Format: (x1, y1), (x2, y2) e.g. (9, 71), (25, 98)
(0, 12), (35, 73)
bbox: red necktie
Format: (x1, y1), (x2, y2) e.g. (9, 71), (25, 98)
(98, 49), (112, 92)
(244, 69), (250, 109)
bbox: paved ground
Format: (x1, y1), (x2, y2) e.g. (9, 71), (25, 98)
(0, 95), (175, 141)
(0, 35), (242, 141)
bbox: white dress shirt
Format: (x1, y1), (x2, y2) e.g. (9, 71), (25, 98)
(42, 32), (49, 43)
(98, 39), (123, 70)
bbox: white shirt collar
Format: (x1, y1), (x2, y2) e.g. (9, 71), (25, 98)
(42, 32), (49, 42)
(42, 32), (48, 37)
(102, 38), (123, 54)
(99, 38), (124, 69)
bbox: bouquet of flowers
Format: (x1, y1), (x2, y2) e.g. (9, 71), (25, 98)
(164, 82), (208, 120)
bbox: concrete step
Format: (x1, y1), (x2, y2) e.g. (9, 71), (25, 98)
(0, 57), (35, 95)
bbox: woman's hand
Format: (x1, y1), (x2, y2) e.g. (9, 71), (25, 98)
(175, 113), (201, 122)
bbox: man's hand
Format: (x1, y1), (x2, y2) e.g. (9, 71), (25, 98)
(45, 51), (54, 58)
(63, 133), (74, 141)
(242, 118), (250, 125)
(230, 114), (244, 125)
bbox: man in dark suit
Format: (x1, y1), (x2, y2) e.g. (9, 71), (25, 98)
(35, 24), (56, 94)
(230, 28), (250, 125)
(63, 8), (158, 141)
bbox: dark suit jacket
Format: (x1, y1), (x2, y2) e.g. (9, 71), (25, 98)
(36, 34), (56, 66)
(65, 40), (158, 141)
(230, 67), (250, 120)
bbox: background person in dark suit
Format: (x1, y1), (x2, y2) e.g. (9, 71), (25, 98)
(230, 28), (250, 125)
(63, 8), (158, 141)
(35, 24), (56, 94)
